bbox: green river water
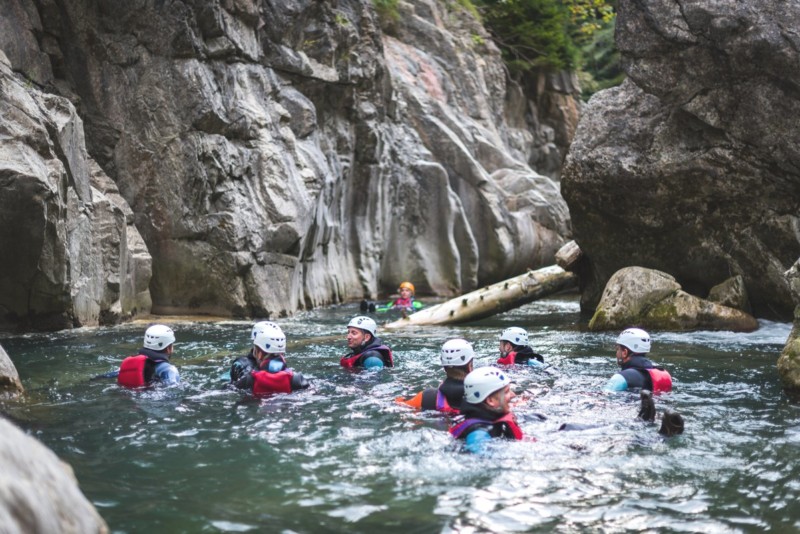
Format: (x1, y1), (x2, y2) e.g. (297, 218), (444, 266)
(1, 294), (799, 533)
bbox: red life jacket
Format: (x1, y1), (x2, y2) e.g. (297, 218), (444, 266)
(450, 413), (523, 440)
(251, 370), (293, 395)
(647, 368), (673, 393)
(393, 297), (413, 309)
(497, 351), (518, 365)
(117, 355), (148, 388)
(340, 345), (393, 368)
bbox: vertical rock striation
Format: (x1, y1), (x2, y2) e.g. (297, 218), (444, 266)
(0, 0), (575, 325)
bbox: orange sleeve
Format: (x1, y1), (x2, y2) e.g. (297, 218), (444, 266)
(395, 391), (424, 410)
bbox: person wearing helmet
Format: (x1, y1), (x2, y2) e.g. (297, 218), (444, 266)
(496, 327), (544, 366)
(229, 321), (284, 386)
(341, 316), (394, 369)
(450, 367), (523, 451)
(370, 281), (424, 314)
(396, 338), (475, 413)
(230, 324), (310, 394)
(604, 328), (673, 393)
(117, 324), (180, 388)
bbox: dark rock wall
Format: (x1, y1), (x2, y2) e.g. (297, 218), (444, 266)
(563, 0), (800, 319)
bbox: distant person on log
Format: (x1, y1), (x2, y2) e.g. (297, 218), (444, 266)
(229, 322), (309, 395)
(117, 324), (180, 388)
(396, 338), (474, 413)
(341, 316), (394, 369)
(361, 281), (423, 314)
(496, 327), (544, 367)
(604, 328), (672, 393)
(450, 367), (524, 452)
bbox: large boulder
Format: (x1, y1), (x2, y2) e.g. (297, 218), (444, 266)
(0, 0), (575, 325)
(778, 259), (800, 399)
(562, 0), (800, 320)
(589, 267), (759, 332)
(0, 344), (23, 399)
(0, 417), (108, 532)
(0, 50), (151, 330)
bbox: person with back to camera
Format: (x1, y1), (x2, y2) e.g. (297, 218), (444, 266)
(396, 338), (474, 414)
(229, 320), (282, 386)
(340, 316), (394, 369)
(230, 324), (309, 394)
(496, 327), (544, 367)
(450, 367), (524, 452)
(117, 324), (180, 388)
(604, 328), (672, 393)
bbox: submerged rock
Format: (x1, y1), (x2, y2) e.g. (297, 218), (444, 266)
(589, 267), (758, 332)
(0, 417), (108, 532)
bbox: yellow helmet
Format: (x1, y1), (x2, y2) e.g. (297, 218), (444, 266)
(398, 281), (415, 294)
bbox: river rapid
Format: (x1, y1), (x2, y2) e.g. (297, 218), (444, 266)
(2, 294), (799, 533)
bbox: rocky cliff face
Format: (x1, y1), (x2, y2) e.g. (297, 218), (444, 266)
(562, 0), (800, 319)
(0, 0), (575, 327)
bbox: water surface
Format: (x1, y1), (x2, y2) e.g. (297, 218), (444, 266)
(2, 294), (798, 533)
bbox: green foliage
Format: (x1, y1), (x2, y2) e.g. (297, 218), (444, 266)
(473, 0), (622, 97)
(372, 0), (400, 28)
(453, 0), (481, 20)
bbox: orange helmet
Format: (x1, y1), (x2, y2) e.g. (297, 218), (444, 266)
(398, 281), (415, 294)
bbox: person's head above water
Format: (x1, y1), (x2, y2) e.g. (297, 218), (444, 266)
(398, 281), (415, 297)
(252, 320), (281, 341)
(440, 338), (475, 379)
(144, 324), (175, 353)
(499, 327), (529, 354)
(615, 327), (650, 365)
(254, 325), (286, 356)
(463, 367), (515, 414)
(346, 316), (377, 349)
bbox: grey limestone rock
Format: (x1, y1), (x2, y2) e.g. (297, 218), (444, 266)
(0, 0), (575, 325)
(589, 266), (758, 332)
(0, 417), (108, 533)
(563, 0), (800, 320)
(0, 344), (23, 399)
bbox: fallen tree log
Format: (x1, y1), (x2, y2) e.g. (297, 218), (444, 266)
(383, 265), (578, 328)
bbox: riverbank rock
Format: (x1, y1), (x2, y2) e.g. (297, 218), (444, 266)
(0, 344), (23, 399)
(0, 417), (108, 532)
(0, 48), (151, 331)
(589, 267), (759, 332)
(778, 259), (800, 399)
(0, 0), (574, 327)
(562, 0), (800, 321)
(707, 275), (751, 314)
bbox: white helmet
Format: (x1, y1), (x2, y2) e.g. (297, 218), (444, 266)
(347, 316), (377, 336)
(254, 325), (286, 354)
(251, 320), (281, 340)
(616, 328), (651, 354)
(440, 338), (475, 367)
(464, 367), (511, 404)
(499, 327), (529, 347)
(143, 324), (175, 350)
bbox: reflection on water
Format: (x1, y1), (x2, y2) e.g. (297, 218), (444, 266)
(2, 294), (800, 533)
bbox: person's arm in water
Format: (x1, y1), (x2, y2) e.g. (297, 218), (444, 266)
(464, 428), (493, 454)
(290, 371), (310, 391)
(604, 373), (628, 391)
(154, 361), (180, 385)
(362, 352), (384, 369)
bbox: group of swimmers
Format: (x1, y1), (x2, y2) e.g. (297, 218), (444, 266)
(115, 307), (683, 452)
